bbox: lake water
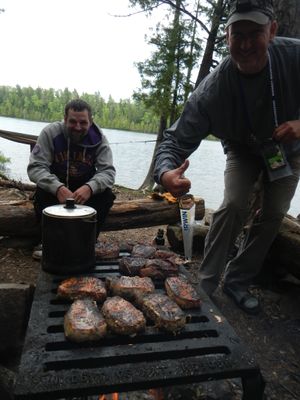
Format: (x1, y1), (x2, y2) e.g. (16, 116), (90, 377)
(1, 115), (300, 217)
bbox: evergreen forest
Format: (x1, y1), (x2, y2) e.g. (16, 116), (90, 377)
(0, 85), (160, 134)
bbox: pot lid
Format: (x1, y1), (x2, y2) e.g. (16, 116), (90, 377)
(43, 199), (96, 218)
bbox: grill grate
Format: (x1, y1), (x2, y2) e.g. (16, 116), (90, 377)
(14, 262), (265, 400)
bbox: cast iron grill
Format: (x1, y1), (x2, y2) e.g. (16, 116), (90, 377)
(14, 260), (265, 400)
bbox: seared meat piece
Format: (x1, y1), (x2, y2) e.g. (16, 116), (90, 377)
(131, 244), (156, 258)
(119, 257), (147, 276)
(140, 258), (179, 280)
(57, 276), (107, 303)
(154, 249), (178, 259)
(95, 241), (120, 260)
(106, 275), (155, 301)
(165, 276), (201, 309)
(119, 240), (136, 253)
(64, 299), (107, 342)
(140, 293), (186, 332)
(120, 257), (179, 279)
(102, 296), (146, 335)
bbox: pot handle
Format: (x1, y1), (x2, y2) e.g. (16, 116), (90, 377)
(65, 198), (75, 209)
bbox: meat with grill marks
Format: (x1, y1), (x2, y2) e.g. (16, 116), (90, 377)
(119, 257), (179, 279)
(95, 241), (120, 260)
(102, 296), (146, 335)
(106, 275), (155, 302)
(139, 293), (186, 332)
(119, 257), (147, 276)
(64, 298), (107, 342)
(57, 276), (107, 302)
(131, 244), (157, 258)
(140, 258), (179, 279)
(154, 249), (178, 259)
(165, 276), (201, 309)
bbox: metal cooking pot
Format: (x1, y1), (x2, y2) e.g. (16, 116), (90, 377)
(42, 198), (97, 274)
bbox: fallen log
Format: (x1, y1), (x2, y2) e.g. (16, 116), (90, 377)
(0, 197), (205, 239)
(0, 178), (36, 192)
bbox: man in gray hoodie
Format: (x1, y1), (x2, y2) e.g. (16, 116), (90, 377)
(28, 99), (116, 253)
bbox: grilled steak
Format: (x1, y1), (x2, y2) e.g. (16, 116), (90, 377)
(119, 257), (179, 279)
(95, 241), (120, 260)
(64, 299), (107, 342)
(119, 257), (147, 275)
(119, 240), (136, 253)
(154, 249), (178, 259)
(57, 276), (107, 302)
(131, 244), (157, 258)
(102, 296), (146, 335)
(139, 293), (186, 332)
(106, 275), (155, 301)
(140, 258), (179, 279)
(165, 276), (201, 309)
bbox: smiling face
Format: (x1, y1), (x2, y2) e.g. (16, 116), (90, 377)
(64, 108), (92, 144)
(226, 19), (277, 75)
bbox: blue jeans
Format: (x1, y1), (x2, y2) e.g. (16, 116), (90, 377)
(198, 150), (300, 295)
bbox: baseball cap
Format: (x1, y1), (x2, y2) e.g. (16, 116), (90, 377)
(226, 0), (275, 28)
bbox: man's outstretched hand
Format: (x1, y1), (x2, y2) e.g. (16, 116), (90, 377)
(160, 159), (191, 198)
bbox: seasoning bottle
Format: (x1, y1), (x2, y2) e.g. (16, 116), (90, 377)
(154, 228), (165, 246)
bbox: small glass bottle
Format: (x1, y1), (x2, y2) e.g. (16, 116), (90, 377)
(154, 228), (165, 246)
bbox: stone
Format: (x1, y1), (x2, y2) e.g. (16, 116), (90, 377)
(0, 283), (34, 352)
(167, 222), (209, 254)
(0, 365), (15, 400)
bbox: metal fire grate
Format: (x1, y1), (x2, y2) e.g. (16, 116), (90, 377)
(14, 261), (265, 400)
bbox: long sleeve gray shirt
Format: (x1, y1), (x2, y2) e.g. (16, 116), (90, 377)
(154, 36), (300, 183)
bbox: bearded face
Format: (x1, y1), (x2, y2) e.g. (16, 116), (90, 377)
(64, 109), (92, 144)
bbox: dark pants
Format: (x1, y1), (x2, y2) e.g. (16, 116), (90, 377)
(33, 187), (116, 240)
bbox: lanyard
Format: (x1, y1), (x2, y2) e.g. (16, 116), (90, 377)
(237, 50), (278, 142)
(268, 50), (279, 128)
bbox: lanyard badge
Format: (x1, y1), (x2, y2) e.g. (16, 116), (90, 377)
(239, 51), (293, 182)
(260, 139), (292, 181)
(261, 139), (286, 170)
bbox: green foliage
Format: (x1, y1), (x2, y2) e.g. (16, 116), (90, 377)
(133, 1), (202, 127)
(0, 85), (159, 133)
(0, 150), (10, 174)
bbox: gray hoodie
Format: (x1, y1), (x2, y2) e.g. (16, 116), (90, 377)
(28, 121), (116, 195)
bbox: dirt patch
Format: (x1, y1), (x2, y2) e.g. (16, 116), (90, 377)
(0, 186), (300, 399)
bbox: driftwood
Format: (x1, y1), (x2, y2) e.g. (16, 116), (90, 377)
(0, 198), (205, 240)
(0, 178), (36, 192)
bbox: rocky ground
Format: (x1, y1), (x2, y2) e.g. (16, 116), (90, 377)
(0, 186), (300, 399)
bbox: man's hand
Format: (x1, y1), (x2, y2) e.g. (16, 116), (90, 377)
(57, 186), (74, 204)
(160, 160), (191, 198)
(73, 185), (92, 204)
(273, 120), (300, 142)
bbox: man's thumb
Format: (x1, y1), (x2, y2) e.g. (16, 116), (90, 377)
(178, 159), (190, 175)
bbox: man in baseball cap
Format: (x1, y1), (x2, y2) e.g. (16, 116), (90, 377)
(226, 0), (275, 27)
(154, 0), (300, 316)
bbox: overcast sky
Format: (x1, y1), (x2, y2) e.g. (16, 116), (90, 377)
(0, 0), (167, 101)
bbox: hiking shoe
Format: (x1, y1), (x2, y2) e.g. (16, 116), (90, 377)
(32, 243), (42, 261)
(223, 284), (261, 315)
